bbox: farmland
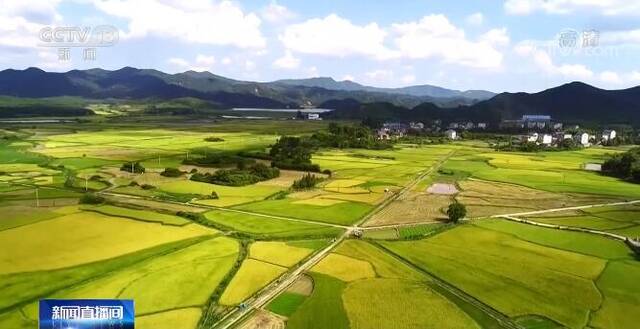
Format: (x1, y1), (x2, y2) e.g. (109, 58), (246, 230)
(1, 121), (639, 329)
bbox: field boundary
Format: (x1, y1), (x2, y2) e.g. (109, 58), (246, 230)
(494, 199), (640, 242)
(372, 241), (524, 329)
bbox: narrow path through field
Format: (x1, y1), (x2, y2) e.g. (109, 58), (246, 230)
(211, 151), (459, 329)
(493, 199), (640, 241)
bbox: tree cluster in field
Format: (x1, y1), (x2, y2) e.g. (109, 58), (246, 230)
(160, 167), (183, 177)
(79, 193), (105, 204)
(183, 153), (255, 168)
(292, 173), (324, 190)
(447, 202), (467, 223)
(120, 161), (145, 173)
(204, 136), (225, 142)
(190, 163), (279, 186)
(312, 123), (392, 149)
(602, 147), (640, 183)
(269, 136), (321, 172)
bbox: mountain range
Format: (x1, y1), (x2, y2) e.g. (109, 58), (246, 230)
(0, 67), (491, 109)
(325, 82), (640, 125)
(0, 67), (638, 124)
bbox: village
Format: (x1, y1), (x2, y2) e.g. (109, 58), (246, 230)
(374, 114), (619, 148)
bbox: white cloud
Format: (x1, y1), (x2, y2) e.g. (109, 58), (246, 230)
(365, 69), (394, 81)
(514, 43), (593, 79)
(466, 12), (484, 26)
(167, 54), (215, 71)
(480, 28), (510, 46)
(341, 74), (355, 81)
(221, 57), (232, 65)
(0, 0), (63, 52)
(2, 0), (62, 24)
(167, 57), (189, 67)
(392, 15), (507, 69)
(599, 70), (622, 84)
(401, 74), (416, 84)
(261, 1), (295, 23)
(600, 29), (640, 45)
(245, 60), (256, 71)
(196, 54), (215, 66)
(92, 0), (266, 48)
(37, 49), (71, 70)
(307, 66), (319, 77)
(279, 14), (396, 60)
(272, 50), (300, 69)
(504, 0), (640, 16)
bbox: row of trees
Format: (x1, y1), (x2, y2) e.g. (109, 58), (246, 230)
(190, 163), (280, 186)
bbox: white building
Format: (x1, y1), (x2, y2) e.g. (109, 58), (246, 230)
(307, 113), (321, 120)
(539, 134), (553, 145)
(576, 132), (590, 146)
(445, 129), (457, 140)
(477, 123), (487, 129)
(526, 133), (539, 142)
(409, 122), (425, 130)
(602, 129), (616, 141)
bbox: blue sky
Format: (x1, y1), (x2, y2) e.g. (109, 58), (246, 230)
(1, 0), (640, 92)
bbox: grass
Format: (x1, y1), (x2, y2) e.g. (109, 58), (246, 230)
(159, 180), (281, 206)
(0, 236), (210, 313)
(311, 253), (376, 282)
(343, 279), (481, 329)
(398, 223), (450, 239)
(476, 219), (633, 260)
(48, 157), (117, 170)
(18, 236), (239, 318)
(83, 204), (190, 226)
(218, 259), (286, 306)
(0, 204), (80, 231)
(234, 198), (372, 225)
(0, 211), (214, 274)
(136, 308), (202, 329)
(382, 223), (606, 329)
(249, 241), (314, 267)
(334, 240), (423, 280)
(591, 261), (640, 328)
(366, 193), (451, 226)
(202, 210), (343, 238)
(266, 292), (307, 316)
(524, 204), (640, 238)
(285, 273), (350, 329)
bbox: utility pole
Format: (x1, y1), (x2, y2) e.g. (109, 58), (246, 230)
(158, 154), (161, 166)
(35, 187), (39, 207)
(131, 162), (134, 173)
(85, 177), (88, 191)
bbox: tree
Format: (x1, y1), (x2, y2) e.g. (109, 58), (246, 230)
(447, 202), (467, 223)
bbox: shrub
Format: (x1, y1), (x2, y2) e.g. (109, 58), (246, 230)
(160, 167), (183, 177)
(292, 173), (323, 190)
(447, 202), (467, 223)
(79, 193), (105, 204)
(602, 147), (640, 183)
(204, 137), (225, 142)
(120, 161), (145, 173)
(141, 184), (155, 190)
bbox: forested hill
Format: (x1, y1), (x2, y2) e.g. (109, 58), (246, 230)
(323, 82), (640, 124)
